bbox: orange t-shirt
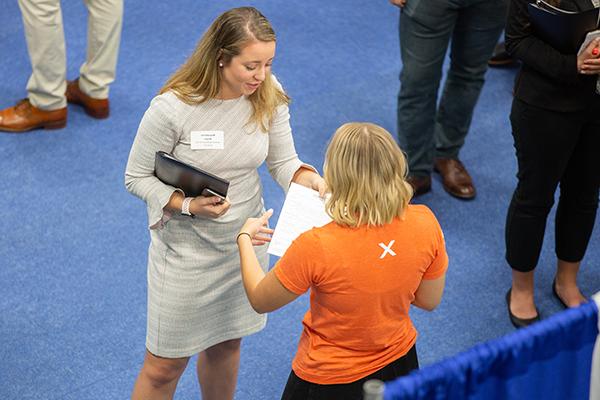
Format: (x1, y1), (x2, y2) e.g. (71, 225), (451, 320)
(273, 204), (448, 384)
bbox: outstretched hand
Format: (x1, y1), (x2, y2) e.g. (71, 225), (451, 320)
(238, 209), (275, 246)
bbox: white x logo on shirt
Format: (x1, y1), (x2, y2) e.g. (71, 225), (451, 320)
(378, 240), (396, 259)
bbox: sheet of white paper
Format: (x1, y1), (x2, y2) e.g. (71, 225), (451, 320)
(267, 183), (332, 257)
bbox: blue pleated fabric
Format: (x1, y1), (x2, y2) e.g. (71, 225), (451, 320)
(385, 300), (598, 400)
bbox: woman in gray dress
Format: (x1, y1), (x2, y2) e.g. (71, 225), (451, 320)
(125, 7), (325, 400)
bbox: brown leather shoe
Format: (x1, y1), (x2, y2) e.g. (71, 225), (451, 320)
(488, 42), (518, 68)
(434, 158), (476, 200)
(66, 78), (109, 119)
(0, 99), (67, 133)
(406, 175), (432, 197)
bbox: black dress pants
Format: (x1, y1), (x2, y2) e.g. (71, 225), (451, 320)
(505, 98), (600, 272)
(280, 345), (418, 400)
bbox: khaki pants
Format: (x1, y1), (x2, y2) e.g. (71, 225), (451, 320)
(18, 0), (123, 110)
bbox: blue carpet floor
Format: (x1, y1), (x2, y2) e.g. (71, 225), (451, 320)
(1, 1), (598, 399)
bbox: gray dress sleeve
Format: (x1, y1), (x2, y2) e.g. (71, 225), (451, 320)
(266, 103), (317, 194)
(124, 95), (184, 229)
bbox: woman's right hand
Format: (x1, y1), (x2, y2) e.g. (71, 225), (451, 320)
(190, 196), (231, 218)
(577, 38), (600, 75)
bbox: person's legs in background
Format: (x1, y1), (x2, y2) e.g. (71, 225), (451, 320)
(19, 0), (67, 111)
(505, 99), (585, 327)
(553, 106), (600, 307)
(0, 0), (123, 132)
(433, 0), (508, 199)
(0, 0), (67, 132)
(67, 0), (123, 119)
(397, 0), (457, 195)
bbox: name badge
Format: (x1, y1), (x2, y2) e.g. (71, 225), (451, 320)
(190, 131), (224, 150)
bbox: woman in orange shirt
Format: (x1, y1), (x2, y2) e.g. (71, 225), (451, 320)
(236, 122), (448, 400)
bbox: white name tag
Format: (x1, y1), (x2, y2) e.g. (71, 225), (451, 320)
(190, 131), (224, 150)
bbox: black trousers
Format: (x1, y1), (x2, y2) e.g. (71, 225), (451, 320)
(280, 345), (418, 400)
(505, 98), (600, 272)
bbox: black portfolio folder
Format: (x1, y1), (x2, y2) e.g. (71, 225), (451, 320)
(527, 0), (599, 54)
(154, 151), (229, 199)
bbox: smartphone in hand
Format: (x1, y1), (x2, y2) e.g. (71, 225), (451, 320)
(201, 188), (226, 204)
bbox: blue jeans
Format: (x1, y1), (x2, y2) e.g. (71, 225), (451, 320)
(397, 0), (507, 177)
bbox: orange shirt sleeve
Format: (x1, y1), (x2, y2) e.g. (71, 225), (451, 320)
(274, 231), (318, 295)
(422, 211), (448, 280)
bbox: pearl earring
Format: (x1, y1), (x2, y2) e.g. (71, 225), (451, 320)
(218, 62), (223, 67)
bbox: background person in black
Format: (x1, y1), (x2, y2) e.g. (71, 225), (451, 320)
(504, 0), (600, 328)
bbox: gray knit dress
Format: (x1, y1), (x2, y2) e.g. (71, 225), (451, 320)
(125, 88), (307, 358)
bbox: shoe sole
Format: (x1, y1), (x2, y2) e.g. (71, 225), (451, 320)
(488, 60), (520, 68)
(442, 185), (476, 200)
(84, 107), (109, 119)
(67, 99), (109, 119)
(488, 60), (516, 65)
(0, 119), (66, 133)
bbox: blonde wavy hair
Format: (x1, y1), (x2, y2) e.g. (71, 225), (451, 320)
(324, 122), (413, 227)
(159, 7), (289, 132)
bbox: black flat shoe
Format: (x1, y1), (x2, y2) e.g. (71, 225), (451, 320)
(506, 289), (541, 329)
(552, 279), (568, 309)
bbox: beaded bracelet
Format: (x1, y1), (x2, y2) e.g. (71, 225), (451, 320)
(181, 197), (194, 217)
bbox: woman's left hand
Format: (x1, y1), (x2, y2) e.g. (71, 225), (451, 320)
(238, 209), (275, 246)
